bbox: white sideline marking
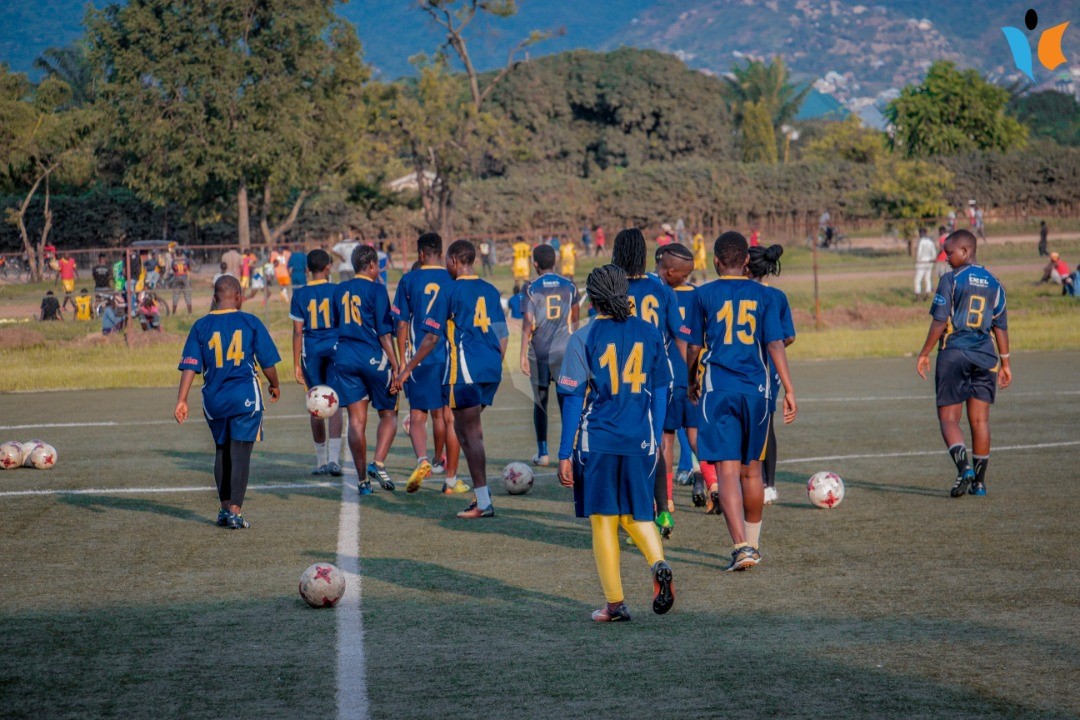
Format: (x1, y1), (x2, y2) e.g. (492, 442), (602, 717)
(798, 390), (1080, 403)
(336, 475), (369, 720)
(0, 481), (338, 498)
(777, 440), (1080, 465)
(0, 414), (312, 432)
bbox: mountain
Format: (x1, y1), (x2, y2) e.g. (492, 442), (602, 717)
(2, 0), (1076, 94)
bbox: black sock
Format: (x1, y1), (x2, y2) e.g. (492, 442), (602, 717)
(214, 443), (232, 502)
(229, 440), (254, 508)
(948, 444), (971, 475)
(533, 382), (549, 448)
(973, 455), (989, 485)
(763, 416), (777, 489)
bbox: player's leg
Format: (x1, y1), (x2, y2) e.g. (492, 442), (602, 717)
(741, 460), (765, 558)
(309, 415), (328, 473)
(362, 369), (398, 491)
(938, 403), (975, 495)
(967, 397), (992, 495)
(326, 408), (344, 475)
(183, 279), (192, 313)
(936, 350), (976, 496)
(675, 428), (693, 481)
(226, 438), (254, 528)
(590, 514), (629, 621)
(714, 459), (745, 543)
(452, 403), (493, 515)
(531, 371), (550, 466)
(345, 400), (371, 493)
(440, 406), (464, 492)
(762, 414), (778, 503)
(214, 440), (232, 526)
(171, 284), (179, 314)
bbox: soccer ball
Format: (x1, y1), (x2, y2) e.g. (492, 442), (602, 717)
(0, 442), (22, 470)
(502, 461), (534, 495)
(299, 563), (346, 608)
(29, 444), (57, 470)
(20, 440), (44, 468)
(807, 471), (845, 509)
(306, 385), (340, 419)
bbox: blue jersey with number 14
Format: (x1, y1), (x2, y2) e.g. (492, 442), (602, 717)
(178, 310), (281, 419)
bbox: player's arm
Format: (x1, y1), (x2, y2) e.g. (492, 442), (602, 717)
(175, 369), (196, 424)
(396, 332), (439, 391)
(395, 320), (409, 367)
(262, 365), (281, 402)
(916, 320), (948, 380)
(379, 334), (400, 378)
(766, 340), (797, 424)
(291, 319), (305, 385)
(994, 327), (1011, 389)
(686, 343), (703, 402)
(555, 332), (588, 487)
(519, 311), (533, 376)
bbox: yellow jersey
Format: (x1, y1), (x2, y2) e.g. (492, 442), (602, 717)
(693, 233), (706, 271)
(75, 295), (92, 321)
(559, 243), (576, 275)
(512, 242), (532, 279)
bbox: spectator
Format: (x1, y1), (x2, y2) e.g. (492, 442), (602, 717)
(138, 293), (162, 331)
(479, 239), (495, 276)
(171, 250), (193, 314)
(507, 283), (526, 320)
(1039, 252), (1074, 295)
(935, 226), (949, 278)
(332, 236), (360, 282)
(581, 226), (592, 256)
(213, 261), (228, 285)
(92, 254), (112, 295)
(287, 246), (308, 289)
(144, 251), (161, 288)
(40, 290), (62, 321)
(974, 206), (986, 241)
(655, 223), (675, 247)
(222, 247), (243, 279)
(594, 226), (606, 256)
(675, 218), (687, 245)
(914, 227), (937, 302)
(273, 254), (291, 302)
(57, 252), (78, 312)
(101, 295), (125, 335)
(559, 238), (577, 279)
(1038, 221), (1049, 257)
(550, 234), (561, 254)
(74, 289), (92, 322)
(1070, 264), (1080, 298)
(946, 209), (957, 233)
(376, 244), (388, 284)
(749, 228), (760, 247)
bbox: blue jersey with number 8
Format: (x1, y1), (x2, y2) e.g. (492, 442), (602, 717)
(931, 265), (1006, 368)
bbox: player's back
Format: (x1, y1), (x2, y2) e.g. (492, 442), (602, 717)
(179, 310), (280, 418)
(936, 264), (1006, 359)
(669, 283), (697, 387)
(562, 317), (669, 456)
(393, 266), (453, 366)
(289, 279), (339, 355)
(333, 276), (394, 369)
(626, 275), (687, 350)
(526, 273), (579, 359)
(442, 276), (508, 384)
(690, 277), (782, 399)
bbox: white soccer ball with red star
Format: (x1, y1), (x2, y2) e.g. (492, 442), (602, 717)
(299, 563), (346, 608)
(502, 462), (534, 495)
(20, 440), (45, 468)
(305, 385), (340, 419)
(29, 444), (57, 470)
(0, 442), (22, 470)
(807, 471), (845, 509)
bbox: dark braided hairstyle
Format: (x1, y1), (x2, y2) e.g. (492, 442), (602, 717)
(656, 242), (694, 266)
(587, 265), (632, 322)
(747, 244), (784, 279)
(612, 228), (647, 277)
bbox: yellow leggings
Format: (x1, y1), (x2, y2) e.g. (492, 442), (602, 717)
(591, 514), (665, 604)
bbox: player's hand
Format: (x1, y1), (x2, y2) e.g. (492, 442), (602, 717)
(174, 401), (188, 425)
(294, 365), (305, 385)
(268, 385), (281, 403)
(394, 368), (412, 393)
(520, 354), (531, 377)
(916, 355), (931, 380)
(998, 363), (1012, 389)
(783, 392), (797, 424)
(558, 458), (574, 487)
(687, 381), (700, 404)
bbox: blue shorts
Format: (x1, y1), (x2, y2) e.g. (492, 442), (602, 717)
(301, 349), (335, 387)
(333, 363), (397, 411)
(405, 363), (445, 411)
(697, 390), (770, 464)
(935, 349), (997, 406)
(444, 382), (499, 410)
(663, 386), (699, 432)
(572, 451), (657, 521)
(205, 410), (263, 445)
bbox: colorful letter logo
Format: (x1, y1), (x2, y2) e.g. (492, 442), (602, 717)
(1002, 8), (1069, 81)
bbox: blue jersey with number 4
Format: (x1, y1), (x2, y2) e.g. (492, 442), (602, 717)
(557, 317), (671, 456)
(392, 266), (454, 369)
(669, 284), (697, 388)
(289, 279), (339, 358)
(332, 276), (395, 369)
(932, 264), (1006, 368)
(687, 277), (784, 400)
(423, 276), (508, 384)
(178, 310), (281, 419)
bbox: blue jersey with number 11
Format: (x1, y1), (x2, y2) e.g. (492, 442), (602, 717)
(289, 279), (339, 358)
(178, 310), (281, 419)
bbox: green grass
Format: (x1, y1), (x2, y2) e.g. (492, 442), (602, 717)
(1, 353), (1078, 718)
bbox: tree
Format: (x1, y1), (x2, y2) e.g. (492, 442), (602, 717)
(870, 158), (953, 254)
(803, 116), (887, 164)
(386, 0), (543, 237)
(1009, 90), (1080, 147)
(722, 56), (808, 162)
(885, 61), (1028, 158)
(741, 100), (778, 164)
(0, 67), (96, 279)
(33, 45), (98, 107)
(87, 0), (369, 248)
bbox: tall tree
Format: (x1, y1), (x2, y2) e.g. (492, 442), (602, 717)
(0, 67), (96, 280)
(741, 100), (778, 164)
(722, 56), (808, 162)
(87, 0), (369, 248)
(33, 45), (98, 107)
(886, 61), (1028, 158)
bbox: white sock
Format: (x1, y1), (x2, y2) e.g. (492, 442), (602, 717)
(328, 438), (342, 465)
(444, 475), (459, 488)
(417, 455), (429, 465)
(745, 521), (762, 549)
(474, 485), (491, 508)
(314, 441), (327, 466)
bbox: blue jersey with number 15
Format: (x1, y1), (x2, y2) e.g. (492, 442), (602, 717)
(178, 310), (281, 419)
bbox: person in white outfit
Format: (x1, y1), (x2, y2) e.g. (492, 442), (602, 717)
(915, 226), (938, 302)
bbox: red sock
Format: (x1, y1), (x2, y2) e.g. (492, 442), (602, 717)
(700, 462), (717, 488)
(666, 472), (673, 506)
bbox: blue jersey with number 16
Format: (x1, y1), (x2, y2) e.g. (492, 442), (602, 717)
(332, 276), (395, 369)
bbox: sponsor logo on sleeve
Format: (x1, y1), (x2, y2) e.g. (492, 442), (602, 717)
(181, 356), (199, 366)
(933, 294), (947, 305)
(558, 377), (579, 389)
(424, 317), (441, 329)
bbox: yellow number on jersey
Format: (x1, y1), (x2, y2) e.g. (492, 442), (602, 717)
(340, 292), (362, 325)
(208, 330), (245, 368)
(474, 296), (491, 332)
(545, 294), (561, 320)
(598, 342), (646, 394)
(424, 283), (441, 315)
(966, 295), (986, 328)
(640, 295), (659, 326)
(716, 300), (757, 345)
(307, 298), (330, 328)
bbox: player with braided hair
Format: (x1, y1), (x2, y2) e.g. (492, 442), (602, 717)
(557, 265), (674, 622)
(746, 244), (796, 505)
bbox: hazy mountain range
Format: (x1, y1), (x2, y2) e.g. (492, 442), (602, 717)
(4, 0), (1077, 94)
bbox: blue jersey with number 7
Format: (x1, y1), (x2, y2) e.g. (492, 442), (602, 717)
(178, 310), (281, 419)
(931, 264), (1006, 367)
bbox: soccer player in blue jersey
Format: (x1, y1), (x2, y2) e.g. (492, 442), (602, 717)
(557, 265), (674, 622)
(917, 230), (1011, 497)
(332, 246), (400, 495)
(392, 233), (462, 494)
(175, 275), (281, 529)
(746, 244), (796, 505)
(686, 231), (798, 571)
(519, 244), (580, 467)
(612, 228), (690, 537)
(394, 240), (509, 518)
(290, 250), (344, 476)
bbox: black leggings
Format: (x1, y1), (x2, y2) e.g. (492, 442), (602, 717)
(214, 436), (254, 506)
(532, 383), (564, 445)
(762, 415), (777, 489)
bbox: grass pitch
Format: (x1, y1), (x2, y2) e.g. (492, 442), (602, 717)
(1, 352), (1078, 719)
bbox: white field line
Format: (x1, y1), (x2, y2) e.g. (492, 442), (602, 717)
(336, 475), (369, 720)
